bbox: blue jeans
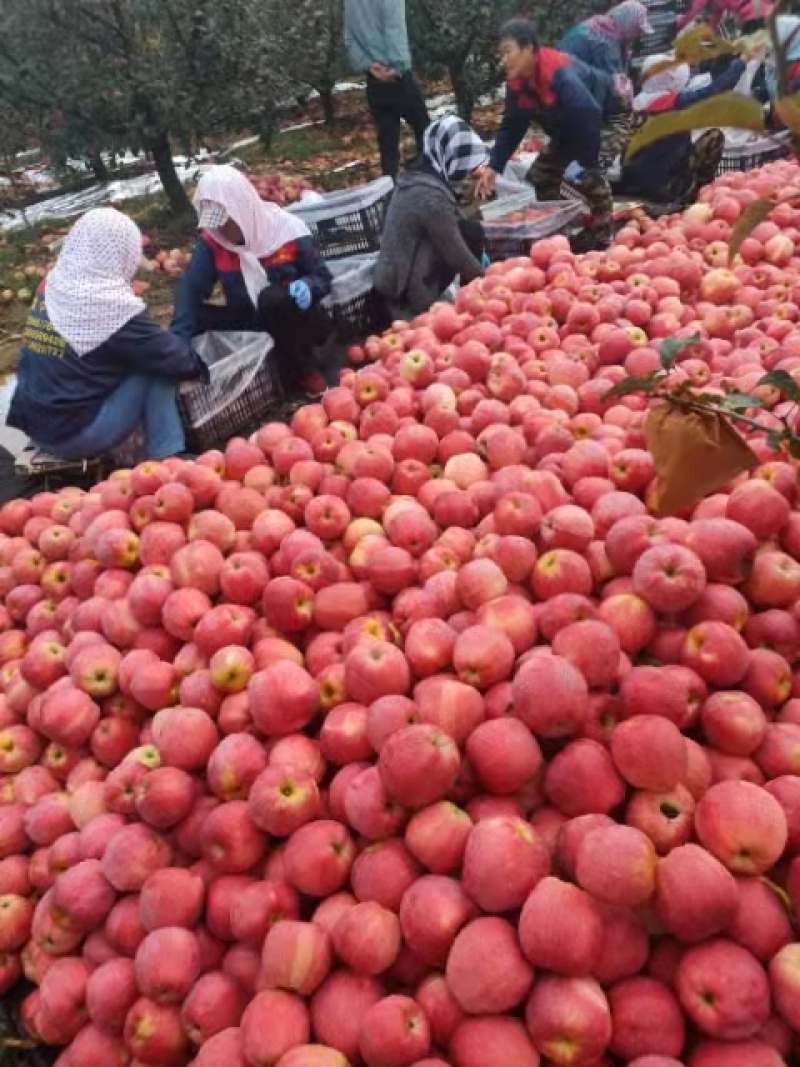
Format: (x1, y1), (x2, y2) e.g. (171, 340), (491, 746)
(45, 375), (186, 461)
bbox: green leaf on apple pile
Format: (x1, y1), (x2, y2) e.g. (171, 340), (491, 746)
(625, 93), (766, 160)
(604, 373), (665, 400)
(659, 333), (702, 370)
(640, 26), (743, 85)
(759, 369), (800, 406)
(719, 392), (765, 412)
(728, 197), (778, 265)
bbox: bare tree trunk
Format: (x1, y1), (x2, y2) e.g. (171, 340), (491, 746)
(449, 63), (475, 122)
(88, 149), (109, 182)
(319, 87), (337, 125)
(148, 130), (192, 216)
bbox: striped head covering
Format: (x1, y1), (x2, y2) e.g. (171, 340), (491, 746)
(422, 116), (489, 191)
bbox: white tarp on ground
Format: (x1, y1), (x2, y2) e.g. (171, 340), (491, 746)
(0, 82), (505, 232)
(0, 156), (213, 233)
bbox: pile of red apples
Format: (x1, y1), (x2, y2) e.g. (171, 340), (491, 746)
(1, 160), (800, 1067)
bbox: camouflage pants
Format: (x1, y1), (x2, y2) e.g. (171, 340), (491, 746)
(681, 128), (725, 203)
(526, 114), (631, 250)
(622, 117), (724, 207)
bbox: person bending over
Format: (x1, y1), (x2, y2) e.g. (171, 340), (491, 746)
(620, 52), (746, 205)
(172, 164), (333, 398)
(559, 1), (652, 88)
(8, 207), (205, 462)
(477, 18), (631, 250)
(374, 115), (488, 318)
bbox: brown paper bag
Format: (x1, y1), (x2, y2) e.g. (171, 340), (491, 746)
(644, 403), (758, 516)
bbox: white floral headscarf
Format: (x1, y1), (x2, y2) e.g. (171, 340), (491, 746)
(44, 207), (145, 356)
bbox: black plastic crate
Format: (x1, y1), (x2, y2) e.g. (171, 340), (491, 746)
(635, 14), (678, 57)
(290, 179), (393, 261)
(177, 334), (283, 453)
(0, 983), (57, 1066)
(481, 193), (584, 261)
(330, 287), (389, 341)
(716, 140), (792, 174)
(324, 254), (390, 341)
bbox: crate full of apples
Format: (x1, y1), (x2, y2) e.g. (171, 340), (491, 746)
(250, 173), (318, 208)
(0, 160), (799, 1066)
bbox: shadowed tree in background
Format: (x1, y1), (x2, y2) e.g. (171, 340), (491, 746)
(0, 0), (291, 215)
(268, 0), (346, 125)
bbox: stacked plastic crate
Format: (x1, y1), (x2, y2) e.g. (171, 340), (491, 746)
(634, 0), (678, 63)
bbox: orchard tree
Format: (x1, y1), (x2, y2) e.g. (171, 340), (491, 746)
(268, 0), (345, 125)
(0, 0), (292, 215)
(408, 0), (517, 120)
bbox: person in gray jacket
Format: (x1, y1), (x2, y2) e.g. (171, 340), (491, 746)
(374, 115), (488, 317)
(344, 0), (430, 177)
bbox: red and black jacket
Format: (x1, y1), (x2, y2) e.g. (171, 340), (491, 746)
(171, 231), (332, 340)
(490, 47), (625, 174)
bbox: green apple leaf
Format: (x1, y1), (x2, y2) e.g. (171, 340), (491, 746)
(759, 369), (800, 405)
(604, 373), (664, 400)
(659, 334), (702, 370)
(720, 392), (764, 411)
(625, 94), (767, 160)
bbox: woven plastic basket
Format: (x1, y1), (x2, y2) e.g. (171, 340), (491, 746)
(635, 9), (677, 56)
(716, 134), (792, 173)
(177, 331), (283, 452)
(290, 178), (393, 260)
(481, 192), (584, 260)
(323, 254), (388, 340)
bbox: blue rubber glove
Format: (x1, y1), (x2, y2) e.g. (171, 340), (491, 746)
(563, 161), (586, 183)
(289, 280), (312, 310)
(481, 252), (491, 268)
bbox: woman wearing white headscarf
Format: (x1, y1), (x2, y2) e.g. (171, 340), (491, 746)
(172, 165), (333, 398)
(374, 116), (489, 317)
(619, 50), (745, 203)
(8, 207), (206, 462)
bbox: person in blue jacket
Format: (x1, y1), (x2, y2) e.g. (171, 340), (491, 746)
(172, 165), (333, 398)
(620, 51), (747, 204)
(8, 207), (206, 464)
(476, 18), (631, 249)
(559, 1), (652, 87)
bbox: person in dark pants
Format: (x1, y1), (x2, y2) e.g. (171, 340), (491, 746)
(477, 18), (631, 250)
(620, 52), (746, 205)
(344, 0), (430, 178)
(171, 165), (333, 399)
(8, 208), (206, 463)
